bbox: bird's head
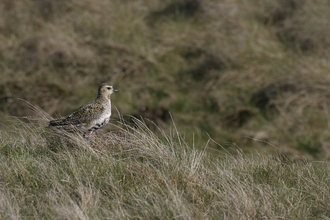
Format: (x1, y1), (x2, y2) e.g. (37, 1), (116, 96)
(98, 83), (119, 99)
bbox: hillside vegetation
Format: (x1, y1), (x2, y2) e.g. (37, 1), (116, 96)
(2, 1), (330, 218)
(1, 109), (330, 219)
(1, 1), (330, 156)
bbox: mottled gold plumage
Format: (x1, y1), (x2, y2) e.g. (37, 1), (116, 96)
(48, 83), (118, 133)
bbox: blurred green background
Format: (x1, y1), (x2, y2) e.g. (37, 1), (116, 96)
(2, 0), (330, 160)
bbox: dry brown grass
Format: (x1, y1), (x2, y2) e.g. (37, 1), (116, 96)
(1, 104), (330, 219)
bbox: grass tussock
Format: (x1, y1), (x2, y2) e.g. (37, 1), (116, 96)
(1, 106), (330, 219)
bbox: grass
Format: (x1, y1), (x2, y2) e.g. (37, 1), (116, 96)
(1, 105), (330, 219)
(2, 1), (330, 216)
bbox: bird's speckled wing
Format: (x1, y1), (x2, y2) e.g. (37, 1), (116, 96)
(49, 102), (105, 127)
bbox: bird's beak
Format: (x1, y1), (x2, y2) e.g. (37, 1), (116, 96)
(114, 89), (119, 92)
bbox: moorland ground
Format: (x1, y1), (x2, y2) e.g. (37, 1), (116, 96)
(2, 0), (330, 218)
(1, 110), (330, 219)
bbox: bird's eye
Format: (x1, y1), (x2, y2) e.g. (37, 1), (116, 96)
(107, 87), (111, 90)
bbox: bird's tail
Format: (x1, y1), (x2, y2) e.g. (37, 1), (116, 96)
(48, 118), (70, 127)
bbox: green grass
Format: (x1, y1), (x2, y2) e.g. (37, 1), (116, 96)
(1, 107), (330, 219)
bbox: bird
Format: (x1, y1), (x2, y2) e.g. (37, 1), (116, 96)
(48, 83), (118, 136)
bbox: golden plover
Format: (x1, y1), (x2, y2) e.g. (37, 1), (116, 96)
(48, 83), (118, 135)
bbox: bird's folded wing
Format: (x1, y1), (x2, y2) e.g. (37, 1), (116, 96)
(66, 104), (105, 124)
(49, 103), (104, 126)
